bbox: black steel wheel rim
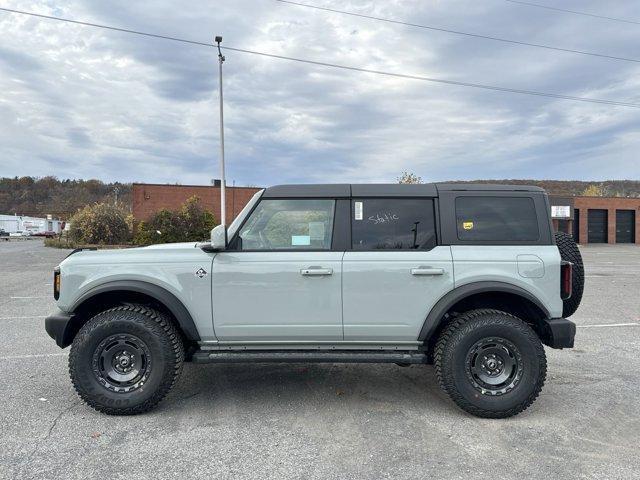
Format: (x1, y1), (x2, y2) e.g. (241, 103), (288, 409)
(465, 337), (523, 396)
(92, 333), (151, 393)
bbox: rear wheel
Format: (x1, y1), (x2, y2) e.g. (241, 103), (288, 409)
(434, 309), (546, 418)
(69, 305), (184, 415)
(555, 231), (584, 317)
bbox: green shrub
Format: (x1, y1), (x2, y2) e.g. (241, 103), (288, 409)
(68, 203), (130, 245)
(134, 196), (216, 245)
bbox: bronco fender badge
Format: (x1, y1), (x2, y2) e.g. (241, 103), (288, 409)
(195, 267), (208, 278)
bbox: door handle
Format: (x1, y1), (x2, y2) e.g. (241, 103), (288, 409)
(300, 267), (333, 276)
(410, 267), (445, 276)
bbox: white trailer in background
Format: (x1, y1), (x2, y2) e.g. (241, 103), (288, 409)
(0, 214), (65, 236)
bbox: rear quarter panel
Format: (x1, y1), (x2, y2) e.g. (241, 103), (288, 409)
(451, 245), (563, 318)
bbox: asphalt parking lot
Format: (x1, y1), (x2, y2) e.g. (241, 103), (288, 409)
(1, 239), (639, 480)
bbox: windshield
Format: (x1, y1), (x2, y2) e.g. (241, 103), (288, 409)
(227, 189), (264, 239)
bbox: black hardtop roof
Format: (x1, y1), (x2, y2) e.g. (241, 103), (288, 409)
(262, 183), (544, 198)
(437, 183), (545, 192)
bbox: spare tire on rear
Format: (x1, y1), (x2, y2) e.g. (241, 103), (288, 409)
(555, 232), (584, 317)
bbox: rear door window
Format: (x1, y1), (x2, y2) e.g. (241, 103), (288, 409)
(455, 196), (539, 241)
(351, 198), (437, 250)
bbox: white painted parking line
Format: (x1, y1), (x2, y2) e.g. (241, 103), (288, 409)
(577, 323), (639, 328)
(586, 265), (640, 268)
(0, 353), (67, 361)
(0, 315), (45, 320)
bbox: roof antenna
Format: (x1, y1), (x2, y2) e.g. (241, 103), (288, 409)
(215, 35), (226, 227)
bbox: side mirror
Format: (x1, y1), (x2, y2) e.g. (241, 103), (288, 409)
(210, 224), (227, 250)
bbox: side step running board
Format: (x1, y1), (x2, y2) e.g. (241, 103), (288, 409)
(191, 350), (428, 364)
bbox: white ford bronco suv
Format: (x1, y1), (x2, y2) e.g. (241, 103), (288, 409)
(45, 183), (583, 418)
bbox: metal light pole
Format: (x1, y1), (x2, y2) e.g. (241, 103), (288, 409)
(215, 36), (227, 227)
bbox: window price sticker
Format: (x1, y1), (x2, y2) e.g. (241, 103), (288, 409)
(354, 201), (363, 220)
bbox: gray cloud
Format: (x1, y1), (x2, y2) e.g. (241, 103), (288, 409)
(0, 46), (42, 73)
(66, 127), (93, 148)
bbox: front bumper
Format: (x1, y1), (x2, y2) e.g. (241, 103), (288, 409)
(44, 309), (76, 348)
(541, 317), (576, 349)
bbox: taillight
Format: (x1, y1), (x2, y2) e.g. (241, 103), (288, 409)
(560, 261), (572, 300)
(53, 267), (60, 300)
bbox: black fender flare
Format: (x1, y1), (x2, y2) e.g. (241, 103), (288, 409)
(418, 281), (551, 342)
(70, 280), (200, 341)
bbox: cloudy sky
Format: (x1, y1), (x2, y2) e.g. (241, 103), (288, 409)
(1, 0), (639, 186)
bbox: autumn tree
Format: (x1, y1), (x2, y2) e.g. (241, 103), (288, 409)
(68, 203), (130, 245)
(581, 184), (605, 197)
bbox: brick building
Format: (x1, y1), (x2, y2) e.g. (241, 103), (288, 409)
(549, 196), (639, 245)
(132, 182), (261, 224)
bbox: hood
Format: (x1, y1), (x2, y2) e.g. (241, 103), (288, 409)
(60, 242), (206, 267)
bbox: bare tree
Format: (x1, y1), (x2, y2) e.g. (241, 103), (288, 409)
(397, 172), (423, 184)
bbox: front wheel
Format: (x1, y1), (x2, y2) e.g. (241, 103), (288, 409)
(69, 305), (184, 415)
(434, 309), (547, 418)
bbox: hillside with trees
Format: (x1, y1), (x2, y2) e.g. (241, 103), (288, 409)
(0, 176), (131, 219)
(397, 176), (640, 197)
(447, 179), (640, 197)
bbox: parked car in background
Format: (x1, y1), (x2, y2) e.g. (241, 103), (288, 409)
(33, 231), (58, 238)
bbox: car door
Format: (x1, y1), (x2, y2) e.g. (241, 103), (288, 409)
(212, 198), (343, 342)
(342, 197), (454, 342)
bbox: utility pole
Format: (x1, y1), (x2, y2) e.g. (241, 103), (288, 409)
(215, 35), (227, 227)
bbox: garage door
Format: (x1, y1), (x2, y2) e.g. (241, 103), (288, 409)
(588, 209), (608, 243)
(616, 210), (636, 243)
(573, 208), (580, 242)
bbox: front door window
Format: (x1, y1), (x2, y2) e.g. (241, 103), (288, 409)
(237, 199), (335, 250)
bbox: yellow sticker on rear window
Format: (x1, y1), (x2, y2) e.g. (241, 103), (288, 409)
(463, 221), (474, 230)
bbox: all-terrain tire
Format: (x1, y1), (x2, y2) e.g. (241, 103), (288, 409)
(555, 231), (584, 317)
(69, 305), (184, 415)
(434, 309), (547, 419)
